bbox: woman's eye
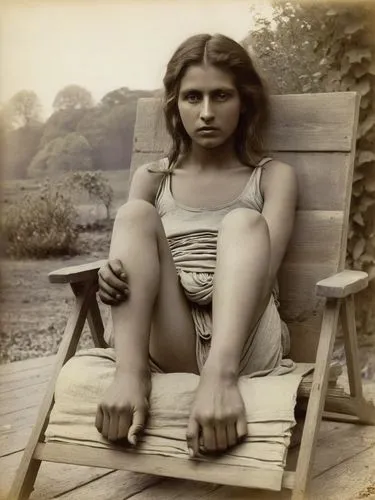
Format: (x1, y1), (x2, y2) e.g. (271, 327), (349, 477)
(216, 92), (229, 101)
(186, 93), (200, 103)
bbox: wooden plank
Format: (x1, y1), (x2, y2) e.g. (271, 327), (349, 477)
(316, 271), (368, 298)
(283, 210), (344, 266)
(0, 361), (53, 386)
(310, 445), (375, 500)
(278, 263), (332, 363)
(265, 93), (359, 152)
(292, 299), (341, 500)
(0, 383), (47, 416)
(56, 471), (162, 500)
(1, 426), (39, 457)
(0, 371), (51, 395)
(125, 477), (219, 500)
(35, 443), (284, 491)
(268, 152), (351, 211)
(0, 356), (54, 376)
(0, 451), (113, 500)
(133, 93), (358, 154)
(48, 259), (106, 284)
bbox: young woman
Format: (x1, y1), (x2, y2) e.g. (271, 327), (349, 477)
(95, 33), (298, 459)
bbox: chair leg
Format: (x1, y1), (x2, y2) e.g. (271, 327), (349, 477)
(87, 294), (107, 348)
(292, 298), (341, 500)
(8, 282), (95, 500)
(339, 294), (375, 424)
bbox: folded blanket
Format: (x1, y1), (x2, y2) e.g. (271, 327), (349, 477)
(45, 348), (313, 491)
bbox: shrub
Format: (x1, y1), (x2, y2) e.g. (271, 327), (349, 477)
(62, 170), (114, 220)
(2, 179), (79, 258)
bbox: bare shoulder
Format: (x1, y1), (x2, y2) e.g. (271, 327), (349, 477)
(260, 159), (298, 197)
(128, 159), (167, 204)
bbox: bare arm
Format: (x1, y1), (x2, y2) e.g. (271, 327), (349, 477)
(260, 160), (298, 291)
(127, 162), (164, 204)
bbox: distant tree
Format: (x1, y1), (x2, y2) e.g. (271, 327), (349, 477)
(3, 123), (44, 179)
(100, 87), (160, 107)
(39, 108), (88, 147)
(28, 132), (93, 177)
(77, 102), (135, 171)
(5, 90), (42, 129)
(53, 84), (94, 111)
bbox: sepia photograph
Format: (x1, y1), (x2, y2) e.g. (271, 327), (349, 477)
(1, 0), (375, 498)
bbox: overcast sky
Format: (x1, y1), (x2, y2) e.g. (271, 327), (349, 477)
(0, 0), (272, 118)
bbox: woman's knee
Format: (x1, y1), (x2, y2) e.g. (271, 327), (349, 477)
(114, 200), (160, 230)
(220, 208), (269, 235)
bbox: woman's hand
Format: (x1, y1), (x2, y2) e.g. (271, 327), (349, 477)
(96, 371), (151, 444)
(186, 371), (247, 457)
(98, 259), (129, 305)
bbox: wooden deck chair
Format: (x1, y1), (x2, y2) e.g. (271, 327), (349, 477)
(9, 92), (375, 500)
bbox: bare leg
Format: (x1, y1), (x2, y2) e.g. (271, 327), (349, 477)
(96, 200), (198, 443)
(109, 199), (198, 374)
(210, 208), (272, 371)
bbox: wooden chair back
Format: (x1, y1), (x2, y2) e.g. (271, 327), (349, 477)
(130, 92), (360, 363)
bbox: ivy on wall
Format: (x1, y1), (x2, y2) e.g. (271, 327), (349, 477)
(247, 1), (375, 339)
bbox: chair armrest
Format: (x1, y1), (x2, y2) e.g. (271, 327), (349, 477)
(316, 270), (368, 298)
(48, 259), (107, 284)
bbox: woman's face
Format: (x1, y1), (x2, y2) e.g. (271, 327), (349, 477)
(177, 64), (242, 150)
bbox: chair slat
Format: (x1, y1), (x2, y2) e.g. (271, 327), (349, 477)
(131, 151), (352, 212)
(133, 93), (358, 154)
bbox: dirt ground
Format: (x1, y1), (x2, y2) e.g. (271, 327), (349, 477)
(0, 229), (111, 363)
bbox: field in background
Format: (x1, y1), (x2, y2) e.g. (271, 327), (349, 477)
(2, 169), (131, 216)
(1, 170), (130, 363)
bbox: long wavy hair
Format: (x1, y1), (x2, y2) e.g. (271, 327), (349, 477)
(160, 33), (269, 170)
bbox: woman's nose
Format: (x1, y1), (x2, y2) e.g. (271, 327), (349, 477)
(200, 97), (214, 122)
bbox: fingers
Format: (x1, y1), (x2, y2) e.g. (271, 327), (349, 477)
(194, 417), (247, 456)
(226, 422), (237, 448)
(98, 274), (128, 305)
(186, 419), (200, 458)
(108, 258), (126, 279)
(128, 408), (146, 445)
(215, 423), (228, 451)
(98, 261), (129, 305)
(99, 263), (128, 292)
(95, 405), (104, 433)
(118, 413), (131, 441)
(236, 414), (248, 441)
(108, 413), (119, 441)
(202, 424), (217, 453)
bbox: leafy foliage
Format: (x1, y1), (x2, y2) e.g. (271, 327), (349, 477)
(53, 84), (94, 111)
(62, 171), (114, 220)
(247, 1), (375, 338)
(5, 90), (43, 129)
(39, 108), (87, 147)
(2, 179), (79, 258)
(28, 132), (93, 177)
(3, 124), (44, 179)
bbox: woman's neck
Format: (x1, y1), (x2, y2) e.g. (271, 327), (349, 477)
(186, 138), (240, 172)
